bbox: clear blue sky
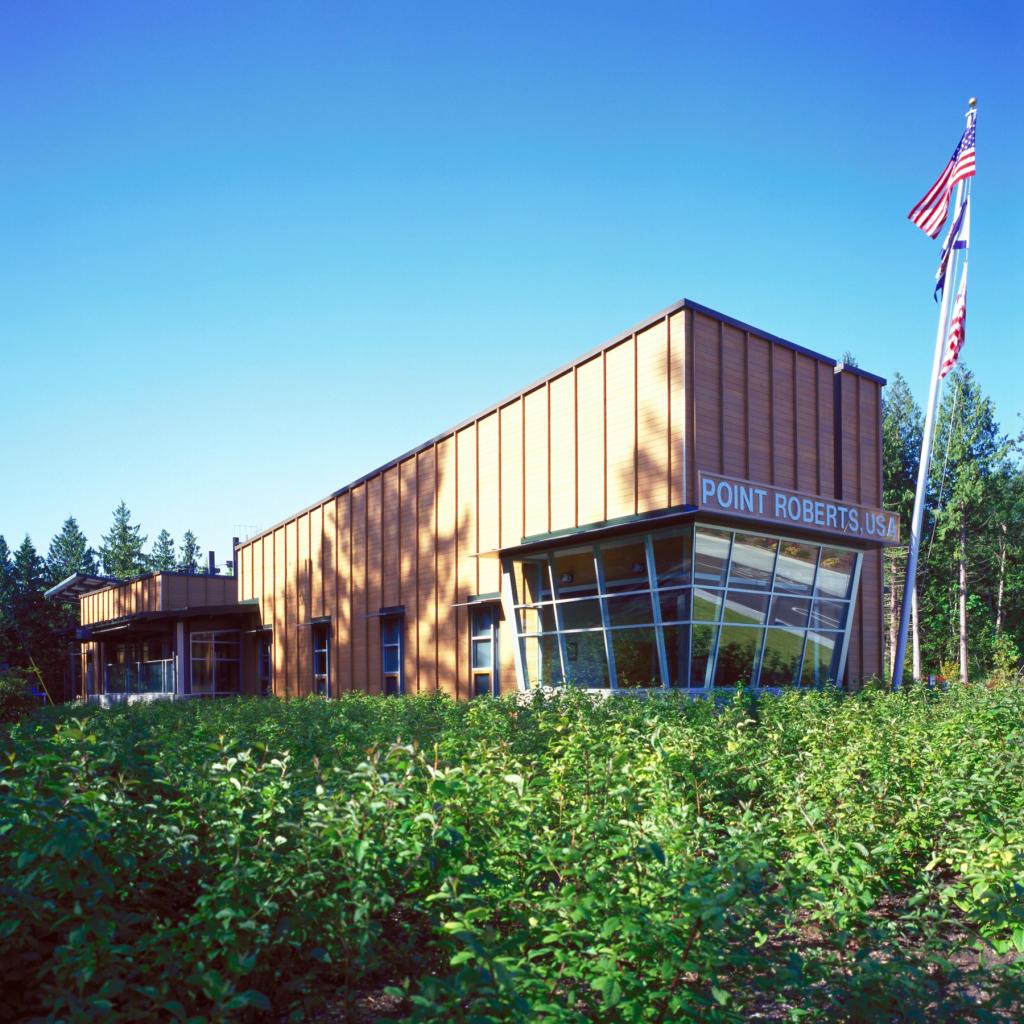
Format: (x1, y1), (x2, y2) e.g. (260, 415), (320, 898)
(3, 1), (1021, 567)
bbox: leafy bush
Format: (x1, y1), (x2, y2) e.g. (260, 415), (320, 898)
(1, 686), (1023, 1022)
(0, 669), (39, 724)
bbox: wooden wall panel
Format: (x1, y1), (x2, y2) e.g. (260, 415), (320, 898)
(311, 505), (324, 620)
(817, 363), (836, 499)
(416, 449), (437, 693)
(746, 336), (772, 484)
(272, 527), (285, 696)
(436, 436), (458, 697)
(576, 357), (605, 525)
(285, 520), (299, 697)
(322, 500), (336, 680)
(455, 429), (476, 698)
(860, 381), (881, 506)
(350, 485), (368, 693)
(721, 324), (747, 480)
(636, 321), (669, 514)
(335, 495), (352, 693)
(500, 402), (523, 551)
(366, 475), (384, 693)
(523, 387), (549, 538)
(670, 311), (688, 506)
(456, 426), (478, 595)
(795, 354), (819, 495)
(692, 313), (722, 477)
(549, 372), (575, 532)
(773, 346), (797, 490)
(399, 459), (419, 689)
(297, 513), (311, 695)
(604, 339), (635, 520)
(381, 467), (401, 610)
(476, 413), (500, 592)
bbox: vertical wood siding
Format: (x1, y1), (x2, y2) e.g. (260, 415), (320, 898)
(236, 303), (886, 695)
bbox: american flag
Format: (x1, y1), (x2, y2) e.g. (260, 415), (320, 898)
(909, 114), (976, 238)
(939, 264), (968, 379)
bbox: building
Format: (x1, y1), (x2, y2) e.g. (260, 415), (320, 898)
(57, 298), (898, 701)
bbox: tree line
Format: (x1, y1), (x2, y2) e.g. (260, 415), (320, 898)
(883, 364), (1023, 684)
(0, 502), (206, 702)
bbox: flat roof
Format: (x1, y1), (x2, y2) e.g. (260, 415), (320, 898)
(238, 297), (888, 550)
(45, 573), (120, 602)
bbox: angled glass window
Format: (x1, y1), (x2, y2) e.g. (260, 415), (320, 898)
(506, 523), (860, 691)
(471, 603), (499, 697)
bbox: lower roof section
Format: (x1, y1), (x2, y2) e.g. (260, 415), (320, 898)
(77, 601), (260, 640)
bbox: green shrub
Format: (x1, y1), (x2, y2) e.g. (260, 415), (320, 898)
(1, 686), (1022, 1022)
(0, 669), (38, 724)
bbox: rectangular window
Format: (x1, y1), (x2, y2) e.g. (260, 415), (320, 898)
(312, 622), (330, 696)
(190, 630), (240, 697)
(381, 615), (403, 696)
(258, 631), (273, 697)
(471, 604), (499, 697)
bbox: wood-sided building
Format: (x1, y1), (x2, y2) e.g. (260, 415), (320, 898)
(234, 298), (898, 700)
(49, 571), (263, 704)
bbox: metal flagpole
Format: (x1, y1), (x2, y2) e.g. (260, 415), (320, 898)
(892, 99), (976, 690)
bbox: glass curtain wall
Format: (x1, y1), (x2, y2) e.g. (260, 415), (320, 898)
(507, 524), (860, 690)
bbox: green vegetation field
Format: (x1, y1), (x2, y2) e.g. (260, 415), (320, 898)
(3, 686), (1024, 1023)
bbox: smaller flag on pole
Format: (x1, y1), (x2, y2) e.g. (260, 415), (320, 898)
(909, 114), (976, 238)
(934, 195), (970, 300)
(939, 263), (968, 379)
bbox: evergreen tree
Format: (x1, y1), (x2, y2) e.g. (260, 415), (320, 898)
(882, 374), (923, 678)
(8, 536), (63, 695)
(149, 530), (177, 572)
(922, 367), (1008, 681)
(0, 536), (15, 666)
(98, 502), (147, 579)
(45, 516), (98, 585)
(178, 530), (201, 573)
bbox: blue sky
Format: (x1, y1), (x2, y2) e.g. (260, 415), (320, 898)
(2, 1), (1021, 567)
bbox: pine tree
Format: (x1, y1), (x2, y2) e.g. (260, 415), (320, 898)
(0, 536), (15, 666)
(882, 373), (923, 678)
(178, 530), (201, 574)
(45, 516), (98, 585)
(98, 502), (147, 579)
(149, 530), (177, 572)
(924, 367), (1008, 681)
(9, 537), (61, 692)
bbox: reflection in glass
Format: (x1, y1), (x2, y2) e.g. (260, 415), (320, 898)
(694, 528), (731, 587)
(774, 542), (819, 594)
(769, 595), (811, 629)
(600, 541), (649, 587)
(714, 626), (764, 686)
(611, 627), (661, 688)
(563, 632), (610, 688)
(722, 590), (769, 625)
(559, 599), (603, 631)
(522, 636), (563, 687)
(553, 548), (597, 595)
(727, 533), (778, 591)
(801, 633), (838, 687)
(816, 548), (856, 599)
(652, 532), (692, 588)
(471, 639), (492, 669)
(759, 628), (804, 686)
(605, 591), (656, 627)
(659, 586), (691, 624)
(692, 588), (724, 622)
(691, 624), (718, 686)
(662, 625), (691, 687)
(810, 600), (849, 632)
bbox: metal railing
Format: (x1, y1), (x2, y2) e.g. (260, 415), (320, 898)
(103, 659), (176, 695)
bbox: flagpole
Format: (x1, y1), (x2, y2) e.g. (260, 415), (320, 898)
(892, 98), (976, 690)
